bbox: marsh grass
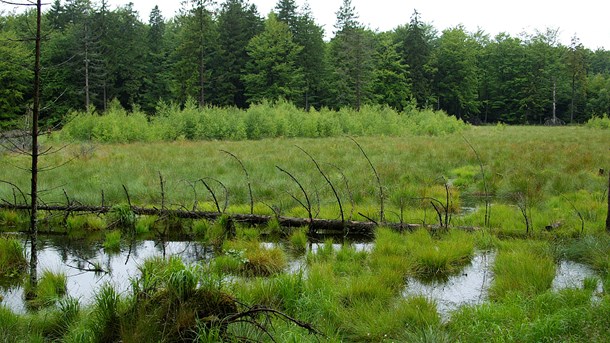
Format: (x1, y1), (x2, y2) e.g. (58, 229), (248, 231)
(0, 210), (26, 228)
(449, 288), (610, 342)
(66, 214), (106, 233)
(3, 127), (608, 237)
(0, 236), (27, 283)
(558, 234), (610, 274)
(395, 229), (475, 281)
(214, 240), (287, 277)
(337, 295), (440, 342)
(288, 227), (308, 252)
(26, 270), (67, 309)
(103, 230), (121, 252)
(490, 240), (555, 300)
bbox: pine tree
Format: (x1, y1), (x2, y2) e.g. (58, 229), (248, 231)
(327, 0), (374, 110)
(216, 0), (263, 107)
(371, 33), (411, 111)
(394, 10), (435, 108)
(243, 13), (304, 104)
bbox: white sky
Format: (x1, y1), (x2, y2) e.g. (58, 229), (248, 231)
(2, 0), (609, 49)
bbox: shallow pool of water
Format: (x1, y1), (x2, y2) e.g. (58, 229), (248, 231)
(402, 251), (496, 320)
(1, 236), (211, 313)
(552, 260), (603, 293)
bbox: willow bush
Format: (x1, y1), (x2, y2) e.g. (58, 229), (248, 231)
(60, 99), (468, 143)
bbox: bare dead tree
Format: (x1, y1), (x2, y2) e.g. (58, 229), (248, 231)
(606, 170), (610, 232)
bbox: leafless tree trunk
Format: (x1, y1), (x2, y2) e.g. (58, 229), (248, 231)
(606, 171), (610, 232)
(29, 0), (43, 295)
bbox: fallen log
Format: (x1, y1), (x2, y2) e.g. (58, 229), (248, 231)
(0, 203), (478, 236)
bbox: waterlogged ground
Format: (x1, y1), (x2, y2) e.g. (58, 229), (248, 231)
(1, 235), (602, 317)
(1, 235), (212, 313)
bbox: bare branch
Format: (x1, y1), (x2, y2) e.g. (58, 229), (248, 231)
(221, 150), (254, 215)
(350, 137), (384, 223)
(296, 145), (344, 226)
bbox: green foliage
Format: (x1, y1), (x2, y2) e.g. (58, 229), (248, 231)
(0, 30), (32, 126)
(586, 113), (610, 129)
(60, 100), (468, 143)
(0, 237), (27, 281)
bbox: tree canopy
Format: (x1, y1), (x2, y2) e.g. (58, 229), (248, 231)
(1, 0), (610, 127)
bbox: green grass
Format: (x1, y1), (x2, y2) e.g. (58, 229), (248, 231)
(1, 124), (610, 341)
(0, 236), (27, 283)
(103, 230), (121, 252)
(26, 270), (68, 309)
(490, 240), (556, 300)
(2, 126), (607, 238)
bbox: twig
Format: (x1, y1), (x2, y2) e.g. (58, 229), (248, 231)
(276, 166), (313, 230)
(463, 136), (491, 227)
(221, 150), (254, 215)
(350, 137), (384, 223)
(297, 146), (344, 226)
(200, 178), (222, 213)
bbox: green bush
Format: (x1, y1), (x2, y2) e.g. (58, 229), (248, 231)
(586, 114), (610, 129)
(60, 100), (469, 143)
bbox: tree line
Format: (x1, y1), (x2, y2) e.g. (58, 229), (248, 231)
(1, 0), (609, 128)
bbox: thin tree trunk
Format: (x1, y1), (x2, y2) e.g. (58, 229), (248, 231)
(29, 0), (42, 295)
(606, 171), (610, 232)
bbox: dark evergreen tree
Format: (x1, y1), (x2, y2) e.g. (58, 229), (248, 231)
(216, 0), (263, 107)
(327, 0), (374, 110)
(243, 13), (303, 104)
(394, 10), (435, 108)
(371, 32), (411, 111)
(169, 0), (218, 107)
(274, 1), (326, 110)
(140, 5), (170, 112)
(432, 25), (480, 119)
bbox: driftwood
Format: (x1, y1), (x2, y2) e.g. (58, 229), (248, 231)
(0, 203), (479, 236)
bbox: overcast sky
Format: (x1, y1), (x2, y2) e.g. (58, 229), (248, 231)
(2, 0), (609, 49)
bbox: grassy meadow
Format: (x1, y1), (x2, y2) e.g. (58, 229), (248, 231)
(1, 125), (609, 234)
(1, 110), (610, 341)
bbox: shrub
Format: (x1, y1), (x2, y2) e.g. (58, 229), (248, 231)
(60, 101), (469, 143)
(586, 114), (610, 129)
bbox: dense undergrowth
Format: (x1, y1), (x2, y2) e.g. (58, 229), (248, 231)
(59, 99), (468, 143)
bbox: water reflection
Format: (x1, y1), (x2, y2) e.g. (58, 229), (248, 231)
(1, 235), (211, 313)
(402, 251), (496, 321)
